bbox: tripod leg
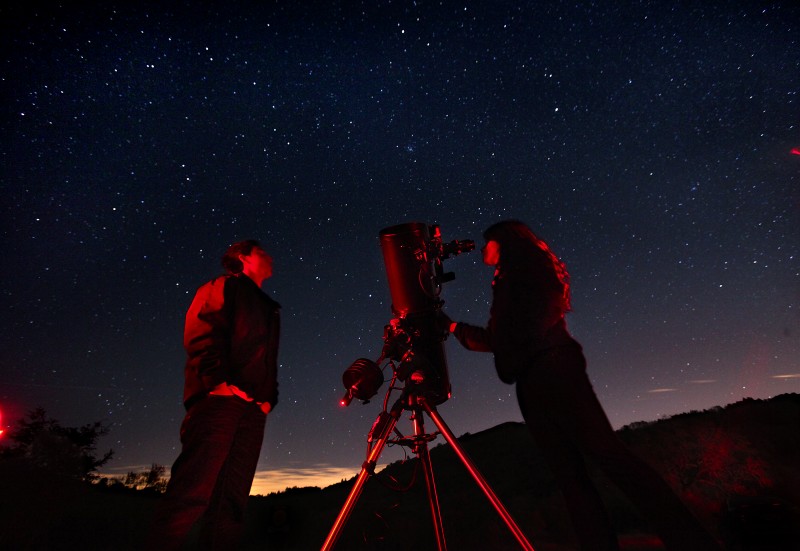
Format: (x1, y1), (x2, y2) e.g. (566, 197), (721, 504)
(320, 398), (405, 551)
(421, 399), (537, 551)
(411, 408), (448, 551)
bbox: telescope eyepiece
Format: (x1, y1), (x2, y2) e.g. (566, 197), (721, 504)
(440, 239), (475, 259)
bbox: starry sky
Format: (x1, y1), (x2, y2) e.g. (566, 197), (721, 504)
(2, 1), (798, 494)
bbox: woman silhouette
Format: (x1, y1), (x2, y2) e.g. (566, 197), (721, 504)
(445, 220), (721, 551)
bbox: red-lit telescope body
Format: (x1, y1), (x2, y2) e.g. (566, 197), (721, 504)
(379, 222), (439, 316)
(378, 223), (451, 404)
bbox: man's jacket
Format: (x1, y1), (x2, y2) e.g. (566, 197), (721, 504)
(183, 273), (280, 410)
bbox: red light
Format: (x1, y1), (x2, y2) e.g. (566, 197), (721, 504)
(792, 148), (800, 156)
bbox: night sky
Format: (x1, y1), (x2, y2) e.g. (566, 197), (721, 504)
(2, 2), (798, 494)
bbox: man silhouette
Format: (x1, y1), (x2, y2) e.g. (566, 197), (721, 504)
(148, 240), (280, 550)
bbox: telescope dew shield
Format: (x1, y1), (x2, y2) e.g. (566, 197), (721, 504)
(379, 222), (451, 404)
(379, 222), (436, 316)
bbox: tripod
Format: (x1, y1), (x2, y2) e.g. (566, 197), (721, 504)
(321, 379), (536, 551)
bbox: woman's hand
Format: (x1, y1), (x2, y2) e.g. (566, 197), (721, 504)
(435, 310), (454, 335)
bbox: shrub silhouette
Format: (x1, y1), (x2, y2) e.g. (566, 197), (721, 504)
(0, 407), (113, 481)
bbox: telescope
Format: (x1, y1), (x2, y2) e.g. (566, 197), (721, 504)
(340, 222), (474, 407)
(325, 223), (537, 551)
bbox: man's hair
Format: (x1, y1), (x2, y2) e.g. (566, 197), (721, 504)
(221, 239), (261, 274)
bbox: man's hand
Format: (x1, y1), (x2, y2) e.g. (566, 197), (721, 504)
(210, 383), (271, 415)
(209, 382), (235, 396)
(209, 383), (252, 402)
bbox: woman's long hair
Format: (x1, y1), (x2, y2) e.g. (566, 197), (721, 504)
(483, 220), (572, 313)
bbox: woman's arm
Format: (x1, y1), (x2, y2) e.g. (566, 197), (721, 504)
(451, 321), (493, 352)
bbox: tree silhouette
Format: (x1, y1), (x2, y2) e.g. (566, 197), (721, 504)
(628, 417), (773, 520)
(666, 424), (771, 509)
(0, 407), (113, 481)
(122, 463), (168, 492)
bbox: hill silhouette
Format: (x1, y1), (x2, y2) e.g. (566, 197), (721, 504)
(1, 394), (798, 550)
